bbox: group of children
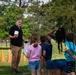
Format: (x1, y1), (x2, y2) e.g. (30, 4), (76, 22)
(26, 27), (76, 75)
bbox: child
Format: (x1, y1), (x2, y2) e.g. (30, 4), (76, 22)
(46, 27), (76, 75)
(40, 36), (47, 75)
(43, 38), (54, 75)
(27, 34), (42, 75)
(65, 32), (76, 75)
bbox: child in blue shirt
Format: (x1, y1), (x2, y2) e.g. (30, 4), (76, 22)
(43, 38), (54, 75)
(65, 32), (76, 75)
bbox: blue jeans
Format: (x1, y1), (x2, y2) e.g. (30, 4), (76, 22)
(28, 60), (40, 70)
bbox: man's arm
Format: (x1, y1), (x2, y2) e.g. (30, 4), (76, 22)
(9, 35), (18, 39)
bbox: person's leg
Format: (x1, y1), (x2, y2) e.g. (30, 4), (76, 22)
(51, 69), (55, 75)
(67, 72), (75, 75)
(41, 69), (45, 75)
(67, 73), (71, 75)
(71, 72), (75, 75)
(31, 70), (36, 75)
(61, 71), (66, 75)
(16, 47), (22, 71)
(46, 69), (51, 75)
(37, 70), (40, 75)
(11, 45), (19, 73)
(55, 69), (61, 75)
(40, 56), (45, 75)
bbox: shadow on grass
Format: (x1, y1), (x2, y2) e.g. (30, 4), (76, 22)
(0, 62), (31, 75)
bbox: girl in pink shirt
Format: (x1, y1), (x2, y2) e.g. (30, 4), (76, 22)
(27, 34), (42, 75)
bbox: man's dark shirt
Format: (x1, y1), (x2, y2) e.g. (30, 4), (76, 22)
(9, 25), (23, 47)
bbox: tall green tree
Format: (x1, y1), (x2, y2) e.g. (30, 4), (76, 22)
(27, 0), (76, 36)
(1, 0), (76, 39)
(0, 4), (24, 39)
(50, 0), (76, 32)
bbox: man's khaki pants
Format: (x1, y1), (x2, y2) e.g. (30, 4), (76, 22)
(11, 45), (22, 71)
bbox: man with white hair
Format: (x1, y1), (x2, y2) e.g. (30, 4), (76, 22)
(9, 17), (24, 74)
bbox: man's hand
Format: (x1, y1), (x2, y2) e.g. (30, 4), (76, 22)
(14, 34), (18, 38)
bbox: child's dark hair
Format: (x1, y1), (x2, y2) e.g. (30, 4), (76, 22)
(40, 36), (46, 43)
(55, 28), (66, 53)
(30, 33), (38, 47)
(66, 32), (74, 42)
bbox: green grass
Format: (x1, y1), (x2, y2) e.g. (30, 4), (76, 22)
(0, 49), (30, 75)
(0, 61), (31, 75)
(0, 49), (75, 75)
(0, 44), (34, 75)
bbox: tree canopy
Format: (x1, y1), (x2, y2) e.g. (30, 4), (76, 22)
(0, 0), (76, 40)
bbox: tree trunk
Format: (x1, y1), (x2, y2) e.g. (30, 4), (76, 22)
(19, 0), (21, 7)
(71, 17), (74, 33)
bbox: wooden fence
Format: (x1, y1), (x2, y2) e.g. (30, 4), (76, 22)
(0, 40), (10, 50)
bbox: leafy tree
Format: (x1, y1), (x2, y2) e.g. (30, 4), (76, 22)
(0, 4), (24, 39)
(1, 0), (76, 40)
(22, 18), (32, 39)
(27, 0), (76, 36)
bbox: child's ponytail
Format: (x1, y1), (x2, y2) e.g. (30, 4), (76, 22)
(33, 41), (38, 47)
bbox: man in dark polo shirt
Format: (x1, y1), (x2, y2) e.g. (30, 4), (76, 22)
(9, 17), (24, 74)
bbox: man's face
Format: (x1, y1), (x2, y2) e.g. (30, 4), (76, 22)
(16, 20), (22, 27)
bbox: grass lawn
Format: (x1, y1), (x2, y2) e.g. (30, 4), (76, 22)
(0, 61), (31, 75)
(0, 49), (31, 75)
(0, 49), (76, 75)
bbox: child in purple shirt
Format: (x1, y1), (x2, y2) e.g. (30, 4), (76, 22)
(27, 34), (42, 75)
